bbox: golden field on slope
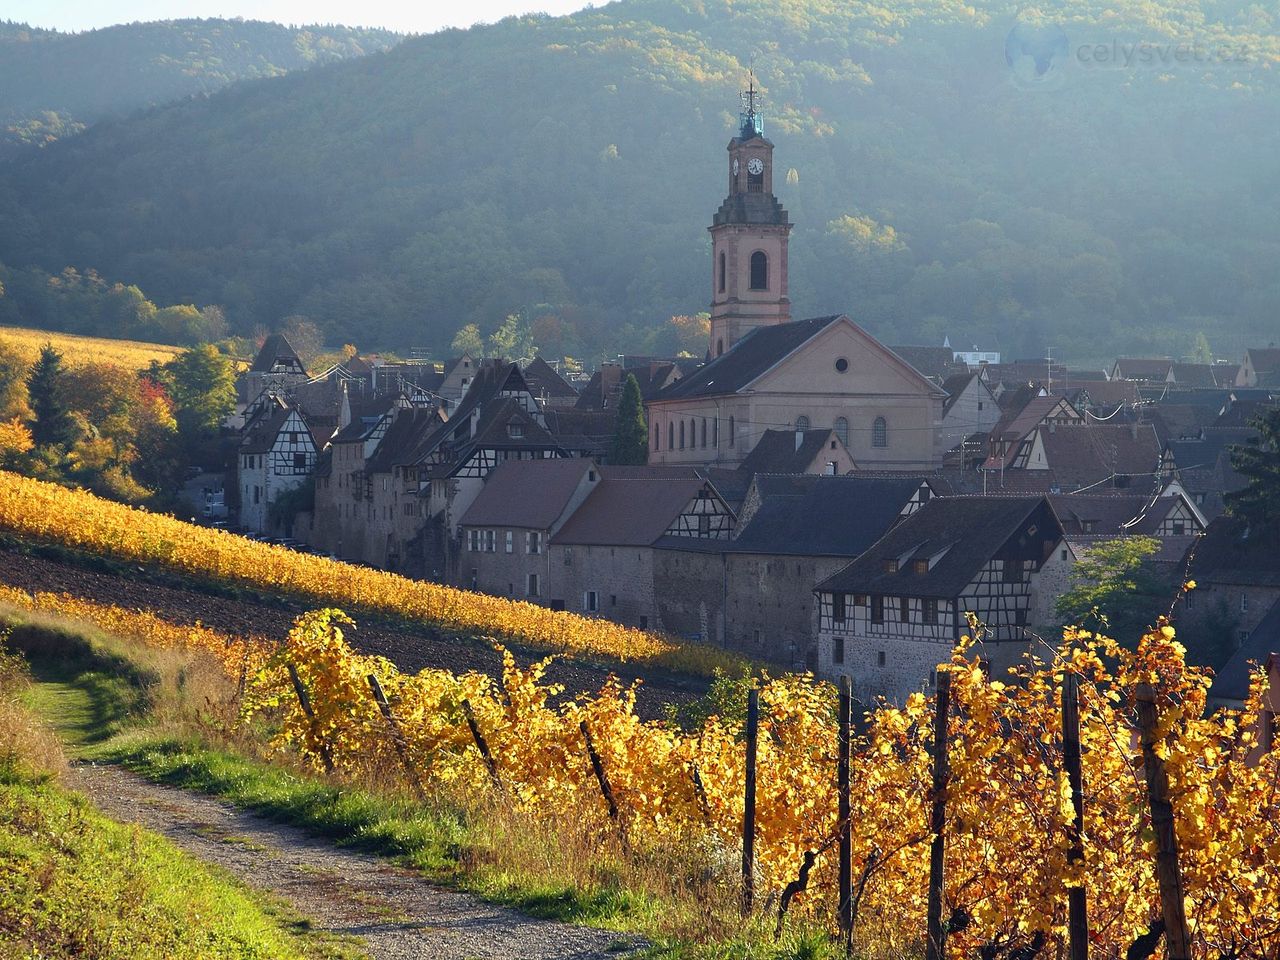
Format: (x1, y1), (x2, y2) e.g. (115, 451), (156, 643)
(0, 471), (744, 676)
(0, 326), (184, 369)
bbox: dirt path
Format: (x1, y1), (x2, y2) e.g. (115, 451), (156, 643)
(68, 762), (643, 960)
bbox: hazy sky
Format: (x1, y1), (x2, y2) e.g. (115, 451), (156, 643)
(6, 0), (596, 34)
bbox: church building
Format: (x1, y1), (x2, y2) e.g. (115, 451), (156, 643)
(646, 83), (944, 471)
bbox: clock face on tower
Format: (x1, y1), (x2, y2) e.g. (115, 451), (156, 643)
(747, 157), (764, 175)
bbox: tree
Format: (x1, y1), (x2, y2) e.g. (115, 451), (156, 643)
(1054, 536), (1166, 640)
(1226, 408), (1280, 535)
(26, 344), (77, 447)
(1190, 331), (1213, 364)
(451, 323), (484, 357)
(0, 339), (29, 420)
(279, 316), (324, 367)
(609, 373), (648, 466)
(159, 345), (237, 442)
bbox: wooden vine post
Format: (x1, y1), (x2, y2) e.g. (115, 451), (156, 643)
(742, 687), (760, 916)
(837, 674), (853, 946)
(580, 719), (629, 851)
(924, 668), (952, 960)
(286, 662), (333, 774)
(1062, 670), (1089, 960)
(460, 698), (502, 791)
(367, 673), (427, 803)
(1134, 683), (1192, 960)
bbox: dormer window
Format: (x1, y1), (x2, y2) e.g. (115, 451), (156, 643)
(508, 423), (524, 439)
(913, 559), (929, 575)
(883, 558), (898, 573)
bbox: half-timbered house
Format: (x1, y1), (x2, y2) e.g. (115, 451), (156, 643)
(814, 496), (1066, 703)
(654, 474), (941, 667)
(545, 467), (736, 628)
(237, 395), (319, 533)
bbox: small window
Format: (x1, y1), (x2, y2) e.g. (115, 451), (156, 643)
(610, 594), (617, 608)
(796, 415), (810, 432)
(913, 559), (929, 575)
(729, 416), (735, 447)
(701, 418), (707, 448)
(749, 251), (768, 290)
(563, 548), (573, 566)
(294, 453), (307, 471)
(923, 599), (938, 624)
(718, 251), (726, 293)
(883, 558), (898, 573)
(833, 637), (845, 665)
(584, 590), (599, 613)
(871, 596), (884, 624)
(977, 401), (984, 411)
(668, 422), (674, 449)
(527, 531), (542, 554)
(713, 418), (719, 447)
(484, 530), (496, 553)
(877, 650), (887, 667)
(679, 421), (685, 449)
(1241, 593), (1249, 614)
(1173, 520), (1186, 535)
(834, 417), (849, 447)
(653, 425), (660, 451)
(717, 338), (724, 357)
(698, 514), (711, 536)
(505, 531), (513, 554)
(900, 597), (910, 622)
(833, 593), (846, 624)
(873, 417), (888, 448)
(1060, 548), (1068, 561)
(835, 358), (849, 373)
(854, 594), (868, 606)
(753, 629), (761, 645)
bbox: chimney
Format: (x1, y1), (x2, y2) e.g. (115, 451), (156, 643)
(795, 429), (804, 451)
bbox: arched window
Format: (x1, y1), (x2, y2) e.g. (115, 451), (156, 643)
(668, 421), (674, 450)
(834, 417), (849, 447)
(701, 418), (707, 447)
(690, 418), (697, 448)
(653, 424), (659, 451)
(679, 421), (685, 449)
(729, 415), (736, 447)
(713, 417), (719, 447)
(718, 251), (726, 293)
(873, 417), (888, 448)
(716, 338), (724, 357)
(795, 415), (810, 432)
(749, 251), (768, 291)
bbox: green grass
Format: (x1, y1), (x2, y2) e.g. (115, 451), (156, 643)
(0, 758), (364, 960)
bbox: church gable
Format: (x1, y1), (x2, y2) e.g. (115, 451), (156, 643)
(748, 317), (946, 399)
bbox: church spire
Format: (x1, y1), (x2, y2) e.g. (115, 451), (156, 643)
(706, 74), (793, 357)
(739, 71), (764, 139)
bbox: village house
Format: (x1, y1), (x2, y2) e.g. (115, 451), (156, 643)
(1236, 348), (1280, 388)
(521, 356), (580, 409)
(1207, 599), (1280, 714)
(736, 428), (857, 476)
(1178, 518), (1280, 661)
(544, 467), (736, 628)
(236, 394), (320, 534)
(814, 496), (1068, 703)
(457, 458), (602, 600)
(937, 372), (1001, 461)
(653, 474), (939, 668)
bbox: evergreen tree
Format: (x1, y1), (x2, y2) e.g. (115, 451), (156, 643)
(609, 373), (648, 466)
(26, 343), (76, 447)
(1226, 408), (1280, 535)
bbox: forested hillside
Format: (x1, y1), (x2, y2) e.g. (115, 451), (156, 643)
(1, 0), (1277, 363)
(0, 19), (400, 148)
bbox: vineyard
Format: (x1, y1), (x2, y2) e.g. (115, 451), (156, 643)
(4, 574), (1278, 959)
(0, 471), (742, 676)
(0, 325), (184, 370)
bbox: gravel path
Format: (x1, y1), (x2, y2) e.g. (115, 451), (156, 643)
(69, 762), (644, 960)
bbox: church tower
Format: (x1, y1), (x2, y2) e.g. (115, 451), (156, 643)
(708, 78), (793, 357)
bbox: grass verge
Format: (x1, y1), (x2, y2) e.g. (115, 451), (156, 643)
(0, 623), (362, 960)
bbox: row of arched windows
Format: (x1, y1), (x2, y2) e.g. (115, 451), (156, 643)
(655, 415), (734, 452)
(799, 415), (888, 448)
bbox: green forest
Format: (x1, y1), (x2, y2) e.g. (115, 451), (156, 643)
(0, 0), (1277, 364)
(0, 18), (400, 150)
